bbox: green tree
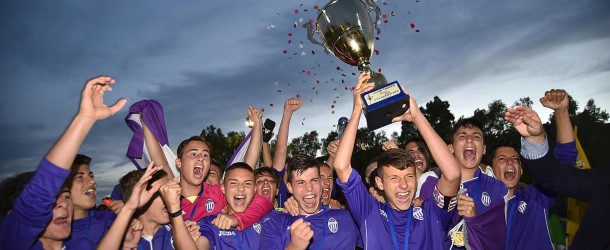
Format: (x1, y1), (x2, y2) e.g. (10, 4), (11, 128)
(288, 130), (322, 157)
(423, 96), (455, 143)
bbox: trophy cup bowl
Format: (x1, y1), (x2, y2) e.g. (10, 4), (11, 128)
(305, 0), (409, 130)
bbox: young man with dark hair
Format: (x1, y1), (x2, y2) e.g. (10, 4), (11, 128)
(141, 106), (272, 230)
(333, 73), (461, 249)
(260, 154), (361, 250)
(198, 162), (267, 249)
(418, 115), (508, 249)
(205, 159), (222, 185)
(63, 154), (120, 246)
(254, 167), (281, 209)
(0, 76), (126, 249)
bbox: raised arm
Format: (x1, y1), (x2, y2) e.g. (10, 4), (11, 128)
(335, 73), (374, 182)
(272, 98), (302, 171)
(325, 140), (339, 170)
(142, 121), (174, 179)
(540, 89), (573, 143)
(391, 88), (460, 196)
(262, 142), (273, 167)
(47, 76), (126, 168)
(244, 106), (263, 169)
(97, 163), (162, 250)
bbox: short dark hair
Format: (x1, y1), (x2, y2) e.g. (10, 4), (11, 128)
(404, 138), (432, 168)
(225, 162), (254, 177)
(177, 136), (211, 158)
(0, 171), (35, 216)
(376, 148), (415, 178)
(64, 154), (92, 190)
(451, 117), (484, 143)
(120, 168), (167, 202)
(254, 167), (280, 189)
(489, 140), (521, 165)
(286, 154), (319, 183)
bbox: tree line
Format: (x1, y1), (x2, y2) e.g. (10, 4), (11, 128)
(200, 95), (609, 184)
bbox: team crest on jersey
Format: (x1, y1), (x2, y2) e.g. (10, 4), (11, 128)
(254, 223), (262, 234)
(518, 201), (527, 214)
(413, 207), (424, 221)
(379, 209), (388, 221)
(481, 192), (491, 206)
(328, 217), (338, 233)
(206, 198), (214, 212)
(219, 230), (236, 237)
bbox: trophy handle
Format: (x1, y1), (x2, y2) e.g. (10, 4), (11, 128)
(364, 0), (382, 35)
(303, 22), (331, 54)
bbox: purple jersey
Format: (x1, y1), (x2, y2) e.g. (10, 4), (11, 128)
(137, 224), (174, 250)
(199, 214), (261, 250)
(421, 169), (508, 250)
(66, 209), (115, 245)
(337, 169), (454, 249)
(507, 185), (555, 250)
(272, 167), (289, 208)
(0, 158), (69, 249)
(259, 208), (361, 250)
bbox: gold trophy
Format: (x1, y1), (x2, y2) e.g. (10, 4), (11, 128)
(305, 0), (409, 130)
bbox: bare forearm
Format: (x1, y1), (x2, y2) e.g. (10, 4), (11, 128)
(96, 207), (136, 250)
(262, 143), (272, 167)
(273, 111), (292, 170)
(143, 122), (174, 179)
(170, 216), (198, 250)
(554, 109), (574, 143)
(244, 124), (262, 169)
(335, 109), (361, 182)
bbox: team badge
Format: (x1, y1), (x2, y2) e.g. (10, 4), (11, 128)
(518, 201), (527, 214)
(253, 223), (262, 234)
(328, 217), (338, 233)
(481, 192), (491, 206)
(206, 198), (214, 212)
(413, 207), (424, 221)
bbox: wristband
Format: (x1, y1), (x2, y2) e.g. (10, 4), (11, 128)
(169, 209), (183, 219)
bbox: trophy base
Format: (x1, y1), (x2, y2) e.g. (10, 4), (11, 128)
(360, 81), (410, 130)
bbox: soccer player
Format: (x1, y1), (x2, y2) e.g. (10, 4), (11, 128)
(198, 163), (265, 249)
(259, 154), (361, 250)
(334, 73), (461, 249)
(0, 76), (126, 249)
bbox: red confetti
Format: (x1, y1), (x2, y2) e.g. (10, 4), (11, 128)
(313, 5), (319, 9)
(410, 23), (416, 29)
(270, 103), (274, 107)
(351, 87), (356, 91)
(261, 109), (265, 112)
(288, 32), (293, 36)
(309, 19), (313, 24)
(316, 80), (320, 83)
(378, 68), (382, 73)
(296, 94), (301, 98)
(306, 70), (312, 75)
(374, 50), (380, 55)
(288, 40), (292, 44)
(415, 30), (420, 32)
(336, 66), (341, 70)
(383, 13), (388, 19)
(278, 89), (282, 92)
(294, 23), (297, 28)
(283, 50), (287, 54)
(294, 9), (299, 14)
(384, 20), (388, 23)
(331, 105), (335, 108)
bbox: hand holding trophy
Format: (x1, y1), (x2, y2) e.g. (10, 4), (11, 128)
(305, 0), (409, 130)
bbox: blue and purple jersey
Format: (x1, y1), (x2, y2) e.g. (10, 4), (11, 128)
(199, 214), (262, 250)
(137, 224), (174, 250)
(420, 169), (508, 250)
(506, 185), (555, 250)
(337, 169), (455, 249)
(271, 167), (289, 208)
(259, 208), (361, 250)
(0, 158), (69, 249)
(66, 209), (116, 246)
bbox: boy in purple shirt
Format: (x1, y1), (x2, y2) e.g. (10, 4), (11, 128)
(259, 154), (362, 250)
(0, 76), (127, 249)
(333, 73), (461, 249)
(199, 163), (265, 249)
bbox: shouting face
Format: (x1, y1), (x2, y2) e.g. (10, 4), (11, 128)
(222, 168), (256, 214)
(70, 164), (96, 213)
(376, 165), (416, 211)
(450, 126), (486, 170)
(492, 147), (522, 192)
(287, 167), (322, 215)
(405, 142), (429, 175)
(41, 191), (73, 242)
(319, 165), (333, 207)
(255, 172), (278, 204)
(176, 140), (210, 187)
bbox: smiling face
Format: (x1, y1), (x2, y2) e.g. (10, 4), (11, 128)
(492, 146), (522, 192)
(319, 164), (333, 207)
(41, 191), (73, 242)
(287, 167), (322, 215)
(376, 165), (416, 210)
(176, 140), (211, 187)
(222, 167), (256, 214)
(405, 141), (430, 175)
(450, 126), (486, 171)
(70, 164), (96, 213)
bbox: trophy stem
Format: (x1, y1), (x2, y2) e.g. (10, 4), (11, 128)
(359, 60), (388, 87)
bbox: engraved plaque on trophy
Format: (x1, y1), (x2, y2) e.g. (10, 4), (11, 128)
(305, 0), (409, 130)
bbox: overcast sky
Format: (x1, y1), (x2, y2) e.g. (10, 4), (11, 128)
(1, 0), (608, 197)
